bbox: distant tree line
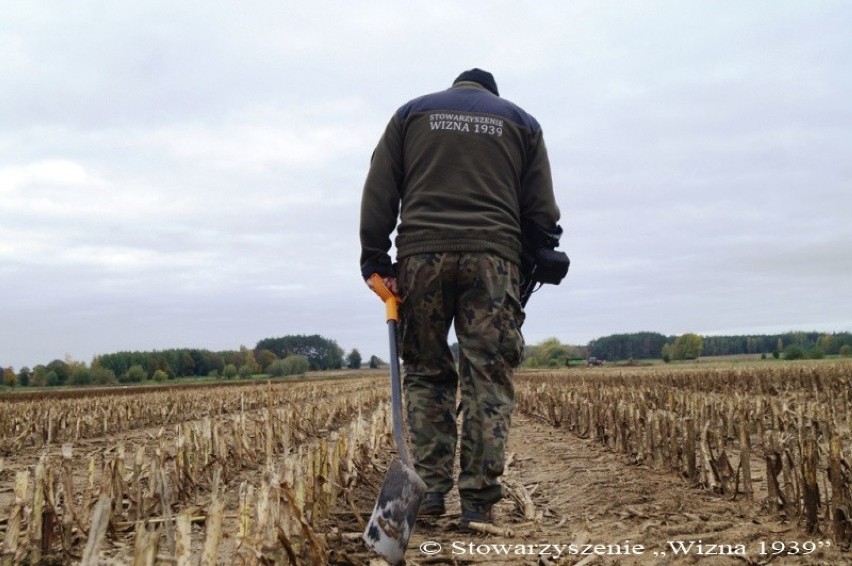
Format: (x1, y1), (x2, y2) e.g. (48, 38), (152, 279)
(701, 332), (852, 357)
(587, 331), (852, 362)
(5, 330), (850, 389)
(3, 334), (347, 388)
(95, 348), (240, 381)
(587, 332), (669, 361)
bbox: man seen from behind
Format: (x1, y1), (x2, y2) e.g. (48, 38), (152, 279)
(359, 68), (562, 529)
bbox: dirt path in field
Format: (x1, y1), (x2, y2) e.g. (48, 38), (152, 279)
(337, 413), (848, 566)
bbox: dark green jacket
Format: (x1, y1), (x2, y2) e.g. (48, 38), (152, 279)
(360, 82), (560, 278)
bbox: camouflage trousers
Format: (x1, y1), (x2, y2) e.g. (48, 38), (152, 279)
(398, 252), (525, 509)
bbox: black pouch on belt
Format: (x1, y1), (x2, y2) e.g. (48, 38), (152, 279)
(532, 247), (570, 285)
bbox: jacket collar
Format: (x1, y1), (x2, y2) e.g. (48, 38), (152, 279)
(451, 81), (496, 94)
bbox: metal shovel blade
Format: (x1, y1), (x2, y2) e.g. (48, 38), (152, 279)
(363, 458), (426, 564)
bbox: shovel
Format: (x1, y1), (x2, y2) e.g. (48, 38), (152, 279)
(362, 274), (427, 565)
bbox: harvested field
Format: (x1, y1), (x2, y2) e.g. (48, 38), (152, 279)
(1, 363), (851, 564)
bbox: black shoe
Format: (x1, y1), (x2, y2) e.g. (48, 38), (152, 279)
(419, 492), (446, 517)
(459, 506), (493, 531)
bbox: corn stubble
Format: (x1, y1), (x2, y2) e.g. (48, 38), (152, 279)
(0, 377), (393, 564)
(515, 362), (852, 547)
(2, 364), (851, 563)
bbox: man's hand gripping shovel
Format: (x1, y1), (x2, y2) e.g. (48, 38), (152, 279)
(362, 274), (427, 564)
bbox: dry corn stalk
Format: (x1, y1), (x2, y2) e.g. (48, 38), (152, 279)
(132, 522), (159, 566)
(2, 471), (30, 565)
(79, 495), (112, 566)
(175, 509), (192, 566)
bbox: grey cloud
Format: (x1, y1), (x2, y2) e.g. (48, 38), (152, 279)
(1, 1), (850, 369)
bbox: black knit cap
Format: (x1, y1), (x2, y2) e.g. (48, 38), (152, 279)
(453, 68), (499, 96)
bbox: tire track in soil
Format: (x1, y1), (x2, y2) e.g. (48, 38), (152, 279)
(341, 414), (848, 565)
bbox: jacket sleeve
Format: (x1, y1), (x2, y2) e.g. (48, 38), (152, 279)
(519, 128), (561, 236)
(359, 114), (405, 279)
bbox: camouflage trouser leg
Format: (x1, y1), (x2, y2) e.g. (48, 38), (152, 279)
(398, 252), (525, 509)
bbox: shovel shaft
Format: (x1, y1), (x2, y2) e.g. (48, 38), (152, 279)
(369, 273), (409, 464)
(387, 319), (410, 465)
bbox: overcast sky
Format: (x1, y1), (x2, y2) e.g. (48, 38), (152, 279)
(2, 1), (850, 370)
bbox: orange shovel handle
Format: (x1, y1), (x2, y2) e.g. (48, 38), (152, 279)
(369, 273), (399, 322)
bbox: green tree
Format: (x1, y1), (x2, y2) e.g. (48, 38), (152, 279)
(180, 351), (196, 377)
(45, 370), (59, 387)
(223, 364), (238, 379)
(539, 337), (570, 362)
(523, 337), (580, 367)
(840, 345), (852, 358)
(91, 367), (117, 386)
(671, 333), (704, 360)
(3, 367), (16, 387)
(17, 367), (31, 387)
(789, 332), (809, 349)
(46, 359), (70, 386)
(347, 348), (362, 369)
(240, 346), (260, 374)
(281, 355), (310, 376)
(255, 349), (278, 371)
(817, 334), (834, 354)
(153, 369), (169, 382)
(122, 364), (147, 383)
(267, 360), (287, 377)
(31, 365), (48, 387)
(268, 356), (310, 377)
(783, 344), (806, 360)
(255, 335), (344, 370)
(68, 366), (91, 386)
